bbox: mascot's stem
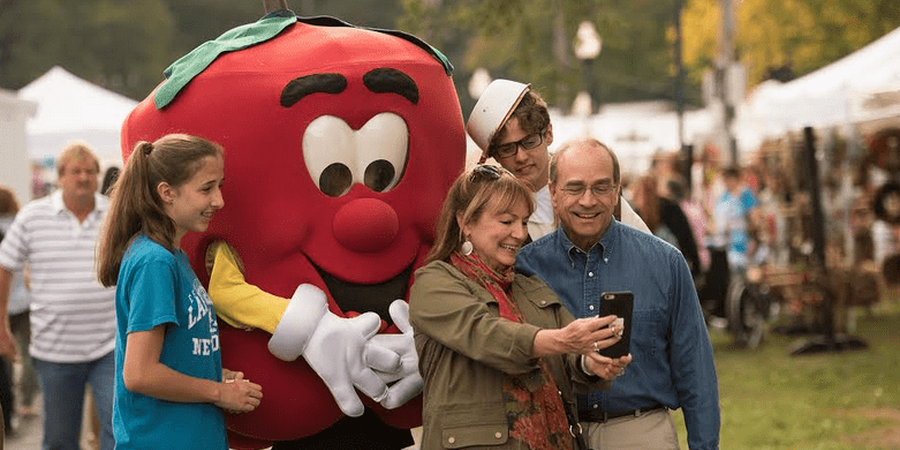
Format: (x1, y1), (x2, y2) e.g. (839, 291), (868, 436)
(263, 0), (288, 14)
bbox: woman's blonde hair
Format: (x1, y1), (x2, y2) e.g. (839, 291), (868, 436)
(97, 134), (223, 286)
(426, 165), (535, 264)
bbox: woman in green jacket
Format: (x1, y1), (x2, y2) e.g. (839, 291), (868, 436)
(410, 165), (632, 450)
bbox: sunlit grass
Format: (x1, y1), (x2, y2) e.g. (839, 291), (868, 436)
(672, 301), (900, 449)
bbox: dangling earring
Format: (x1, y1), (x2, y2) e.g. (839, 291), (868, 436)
(461, 240), (474, 256)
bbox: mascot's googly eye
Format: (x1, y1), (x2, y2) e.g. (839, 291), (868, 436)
(304, 113), (409, 196)
(364, 160), (396, 192)
(320, 163), (354, 197)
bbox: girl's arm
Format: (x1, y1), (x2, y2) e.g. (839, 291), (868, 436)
(123, 325), (262, 412)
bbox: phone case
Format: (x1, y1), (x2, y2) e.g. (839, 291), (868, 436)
(598, 291), (633, 358)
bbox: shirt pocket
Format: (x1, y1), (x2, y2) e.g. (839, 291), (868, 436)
(632, 308), (665, 358)
(438, 405), (508, 448)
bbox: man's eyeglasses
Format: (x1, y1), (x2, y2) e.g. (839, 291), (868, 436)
(560, 183), (618, 197)
(469, 164), (511, 183)
(491, 129), (547, 159)
(65, 168), (99, 177)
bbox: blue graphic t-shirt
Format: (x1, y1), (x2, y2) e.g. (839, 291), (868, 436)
(113, 234), (227, 450)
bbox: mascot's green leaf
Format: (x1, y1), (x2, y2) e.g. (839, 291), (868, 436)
(154, 10), (453, 110)
(154, 9), (298, 109)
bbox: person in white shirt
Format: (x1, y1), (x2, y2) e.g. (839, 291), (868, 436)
(0, 143), (116, 450)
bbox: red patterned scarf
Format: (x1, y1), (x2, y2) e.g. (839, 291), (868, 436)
(450, 252), (573, 450)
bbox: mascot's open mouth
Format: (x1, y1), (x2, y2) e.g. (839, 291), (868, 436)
(313, 263), (412, 326)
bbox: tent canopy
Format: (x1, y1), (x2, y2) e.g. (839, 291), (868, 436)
(550, 102), (713, 176)
(740, 25), (900, 144)
(17, 66), (138, 164)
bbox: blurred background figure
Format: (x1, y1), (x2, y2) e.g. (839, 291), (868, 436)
(0, 185), (38, 435)
(631, 174), (701, 279)
(714, 165), (760, 277)
(668, 178), (710, 274)
(0, 143), (116, 450)
(100, 167), (120, 197)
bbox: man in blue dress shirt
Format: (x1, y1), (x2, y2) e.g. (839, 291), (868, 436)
(517, 137), (720, 450)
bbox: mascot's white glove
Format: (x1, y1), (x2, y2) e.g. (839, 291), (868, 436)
(268, 284), (401, 417)
(368, 300), (423, 409)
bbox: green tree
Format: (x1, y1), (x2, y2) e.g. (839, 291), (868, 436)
(399, 0), (695, 112)
(1, 0), (73, 91)
(0, 0), (176, 99)
(1, 0), (408, 100)
(682, 0), (900, 88)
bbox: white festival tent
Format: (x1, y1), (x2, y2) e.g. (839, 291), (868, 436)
(17, 66), (138, 166)
(549, 102), (714, 176)
(738, 25), (900, 149)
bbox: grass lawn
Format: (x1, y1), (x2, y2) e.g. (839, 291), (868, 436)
(672, 301), (900, 449)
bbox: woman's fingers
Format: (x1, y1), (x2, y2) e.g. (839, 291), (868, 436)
(584, 353), (633, 380)
(566, 317), (624, 353)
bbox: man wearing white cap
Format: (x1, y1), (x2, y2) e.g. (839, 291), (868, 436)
(467, 79), (650, 241)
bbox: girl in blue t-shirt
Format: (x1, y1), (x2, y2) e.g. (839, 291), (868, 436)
(97, 134), (262, 449)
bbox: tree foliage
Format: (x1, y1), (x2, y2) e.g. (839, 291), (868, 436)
(1, 0), (897, 107)
(399, 0), (688, 111)
(682, 0), (900, 88)
(0, 0), (176, 99)
(0, 0), (405, 100)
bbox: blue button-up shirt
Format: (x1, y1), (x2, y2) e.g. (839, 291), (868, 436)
(517, 219), (720, 450)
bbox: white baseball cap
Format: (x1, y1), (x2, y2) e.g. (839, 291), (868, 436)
(466, 79), (531, 159)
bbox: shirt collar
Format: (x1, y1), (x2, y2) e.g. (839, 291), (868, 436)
(50, 190), (108, 216)
(553, 218), (621, 262)
(597, 218), (621, 259)
(50, 190), (66, 214)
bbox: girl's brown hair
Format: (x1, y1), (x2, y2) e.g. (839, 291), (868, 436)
(426, 165), (535, 264)
(97, 134), (223, 286)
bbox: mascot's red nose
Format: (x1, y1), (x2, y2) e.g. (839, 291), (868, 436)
(333, 198), (400, 253)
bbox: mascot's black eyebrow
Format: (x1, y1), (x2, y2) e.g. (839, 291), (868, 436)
(281, 73), (348, 107)
(280, 68), (419, 107)
(362, 68), (419, 104)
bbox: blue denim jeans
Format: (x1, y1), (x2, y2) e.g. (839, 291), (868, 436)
(33, 352), (114, 450)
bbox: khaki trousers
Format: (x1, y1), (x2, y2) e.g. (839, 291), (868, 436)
(582, 408), (680, 450)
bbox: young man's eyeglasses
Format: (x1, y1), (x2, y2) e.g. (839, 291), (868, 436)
(491, 129), (547, 159)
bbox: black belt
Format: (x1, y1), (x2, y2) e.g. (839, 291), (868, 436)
(578, 404), (666, 423)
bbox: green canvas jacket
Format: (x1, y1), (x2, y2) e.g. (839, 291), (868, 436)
(409, 260), (609, 449)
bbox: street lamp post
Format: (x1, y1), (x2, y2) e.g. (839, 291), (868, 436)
(574, 21), (602, 115)
(468, 67), (492, 101)
(674, 0), (691, 188)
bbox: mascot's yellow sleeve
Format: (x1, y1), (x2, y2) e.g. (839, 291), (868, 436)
(206, 240), (288, 333)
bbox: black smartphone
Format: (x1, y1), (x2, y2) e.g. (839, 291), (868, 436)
(597, 291), (633, 358)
